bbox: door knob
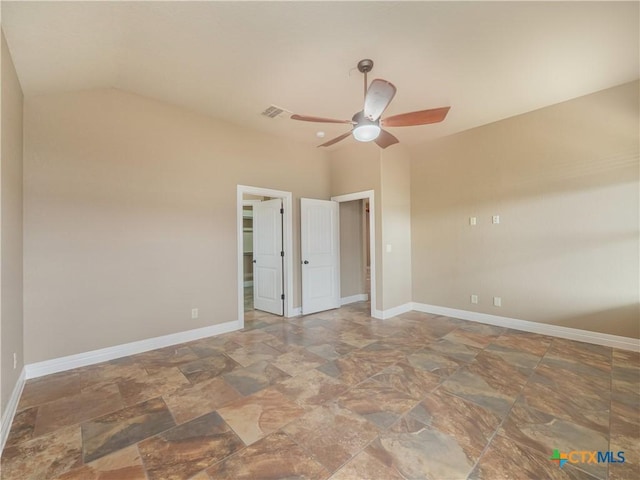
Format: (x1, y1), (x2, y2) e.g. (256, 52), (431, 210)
(252, 259), (257, 263)
(303, 260), (309, 264)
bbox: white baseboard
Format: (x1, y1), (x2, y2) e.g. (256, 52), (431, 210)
(1, 367), (26, 455)
(243, 281), (253, 288)
(372, 302), (413, 320)
(25, 319), (242, 380)
(288, 307), (302, 317)
(341, 294), (369, 306)
(411, 303), (640, 352)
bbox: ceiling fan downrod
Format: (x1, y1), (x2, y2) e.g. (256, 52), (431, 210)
(357, 59), (374, 99)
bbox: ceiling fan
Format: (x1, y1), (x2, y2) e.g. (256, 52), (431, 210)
(291, 59), (451, 149)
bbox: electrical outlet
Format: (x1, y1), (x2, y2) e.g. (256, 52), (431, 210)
(469, 217), (477, 226)
(13, 352), (17, 369)
(470, 294), (478, 304)
(191, 308), (199, 319)
(493, 297), (502, 307)
(492, 215), (500, 224)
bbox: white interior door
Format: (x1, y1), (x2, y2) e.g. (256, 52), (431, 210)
(253, 199), (283, 315)
(301, 198), (340, 314)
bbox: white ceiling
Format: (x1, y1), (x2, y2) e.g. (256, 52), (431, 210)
(2, 1), (638, 148)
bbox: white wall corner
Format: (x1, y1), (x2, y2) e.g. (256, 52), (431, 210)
(412, 303), (640, 352)
(25, 319), (242, 380)
(288, 307), (302, 317)
(0, 367), (26, 455)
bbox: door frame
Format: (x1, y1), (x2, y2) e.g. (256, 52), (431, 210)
(330, 190), (378, 318)
(237, 185), (293, 325)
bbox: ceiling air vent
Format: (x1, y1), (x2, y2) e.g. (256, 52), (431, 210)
(260, 105), (292, 119)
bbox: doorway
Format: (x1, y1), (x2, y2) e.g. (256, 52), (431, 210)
(331, 190), (378, 318)
(338, 199), (371, 306)
(237, 185), (293, 327)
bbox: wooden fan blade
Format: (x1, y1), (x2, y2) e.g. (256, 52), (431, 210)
(291, 114), (352, 124)
(318, 131), (352, 147)
(382, 107), (451, 127)
(364, 78), (397, 121)
(375, 129), (399, 149)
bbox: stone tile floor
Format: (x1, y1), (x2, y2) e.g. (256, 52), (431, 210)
(1, 302), (638, 479)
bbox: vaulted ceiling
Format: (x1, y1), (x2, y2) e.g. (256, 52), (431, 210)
(2, 1), (638, 148)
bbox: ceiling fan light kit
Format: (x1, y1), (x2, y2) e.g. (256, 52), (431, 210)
(290, 59), (451, 149)
(351, 111), (381, 142)
(353, 124), (381, 142)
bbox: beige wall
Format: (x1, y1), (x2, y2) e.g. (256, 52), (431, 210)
(339, 200), (365, 299)
(24, 88), (331, 363)
(1, 30), (24, 413)
(380, 145), (412, 310)
(410, 81), (639, 338)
